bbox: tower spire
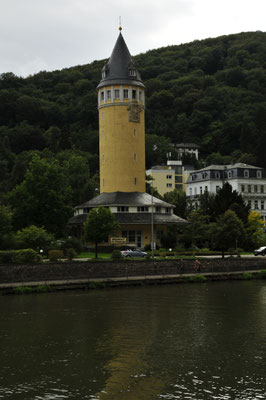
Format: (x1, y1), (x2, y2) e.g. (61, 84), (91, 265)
(119, 16), (122, 31)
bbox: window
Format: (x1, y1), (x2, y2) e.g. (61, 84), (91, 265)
(134, 153), (137, 161)
(123, 89), (129, 99)
(101, 130), (104, 139)
(106, 90), (111, 100)
(241, 185), (245, 192)
(129, 69), (136, 77)
(137, 206), (148, 212)
(102, 179), (104, 187)
(102, 154), (104, 163)
(261, 201), (264, 210)
(139, 91), (142, 101)
(100, 91), (104, 101)
(257, 170), (262, 178)
(156, 207), (161, 212)
(244, 169), (249, 178)
(101, 111), (104, 120)
(175, 184), (182, 190)
(215, 172), (220, 179)
(175, 175), (182, 183)
(261, 185), (264, 193)
(134, 177), (137, 185)
(165, 207), (171, 213)
(205, 186), (208, 192)
(216, 186), (220, 193)
(166, 183), (172, 188)
(114, 89), (120, 99)
(189, 188), (192, 196)
(254, 200), (258, 210)
(228, 171), (232, 178)
(248, 200), (251, 208)
(117, 206), (129, 212)
(122, 230), (142, 247)
(254, 185), (258, 193)
(194, 187), (197, 195)
(166, 175), (172, 179)
(132, 90), (136, 99)
(133, 128), (136, 136)
(200, 186), (203, 194)
(248, 185), (251, 193)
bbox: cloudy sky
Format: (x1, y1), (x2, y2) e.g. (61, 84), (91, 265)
(1, 0), (265, 77)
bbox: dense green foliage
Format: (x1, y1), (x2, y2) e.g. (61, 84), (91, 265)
(1, 31), (266, 239)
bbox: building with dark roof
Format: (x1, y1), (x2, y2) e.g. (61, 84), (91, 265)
(68, 28), (187, 248)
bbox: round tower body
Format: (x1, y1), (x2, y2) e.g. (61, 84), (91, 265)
(98, 84), (145, 193)
(97, 32), (146, 194)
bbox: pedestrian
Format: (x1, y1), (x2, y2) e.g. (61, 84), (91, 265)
(194, 259), (201, 273)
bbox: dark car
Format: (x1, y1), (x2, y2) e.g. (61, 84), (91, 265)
(121, 249), (147, 258)
(254, 246), (266, 256)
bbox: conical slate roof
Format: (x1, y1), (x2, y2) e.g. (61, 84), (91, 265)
(97, 32), (144, 89)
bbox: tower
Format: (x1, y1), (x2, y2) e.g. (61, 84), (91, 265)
(97, 29), (146, 193)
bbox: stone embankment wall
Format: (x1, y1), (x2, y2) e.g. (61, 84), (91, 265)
(0, 258), (266, 284)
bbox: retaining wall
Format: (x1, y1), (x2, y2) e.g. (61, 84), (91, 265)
(0, 258), (266, 284)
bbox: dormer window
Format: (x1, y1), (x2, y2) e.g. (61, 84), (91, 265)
(129, 69), (136, 77)
(244, 169), (249, 178)
(102, 71), (106, 79)
(257, 170), (262, 178)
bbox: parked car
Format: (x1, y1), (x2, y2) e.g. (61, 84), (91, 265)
(121, 249), (147, 258)
(254, 246), (266, 256)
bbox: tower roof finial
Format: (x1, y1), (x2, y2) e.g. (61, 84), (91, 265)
(119, 16), (122, 31)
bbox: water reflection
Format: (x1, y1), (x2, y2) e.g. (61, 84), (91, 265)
(0, 281), (266, 399)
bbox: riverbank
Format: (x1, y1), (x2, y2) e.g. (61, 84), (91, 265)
(1, 257), (266, 294)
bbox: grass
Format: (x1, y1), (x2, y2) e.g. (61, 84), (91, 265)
(13, 285), (52, 294)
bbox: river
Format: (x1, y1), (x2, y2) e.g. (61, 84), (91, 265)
(0, 281), (266, 399)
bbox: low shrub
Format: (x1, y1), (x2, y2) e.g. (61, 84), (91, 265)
(0, 249), (41, 263)
(15, 249), (41, 263)
(240, 272), (254, 280)
(188, 275), (207, 283)
(111, 250), (121, 260)
(48, 250), (64, 262)
(65, 247), (76, 260)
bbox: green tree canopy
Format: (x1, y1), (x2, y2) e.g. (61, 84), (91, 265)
(83, 207), (120, 258)
(15, 225), (54, 252)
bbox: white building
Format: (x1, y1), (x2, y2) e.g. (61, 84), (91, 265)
(186, 163), (266, 222)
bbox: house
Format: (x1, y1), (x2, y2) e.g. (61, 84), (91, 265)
(186, 163), (266, 222)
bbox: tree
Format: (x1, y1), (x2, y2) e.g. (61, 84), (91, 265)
(15, 225), (54, 252)
(245, 211), (266, 250)
(212, 210), (246, 257)
(164, 189), (188, 219)
(83, 207), (120, 258)
(0, 205), (14, 250)
(8, 155), (72, 236)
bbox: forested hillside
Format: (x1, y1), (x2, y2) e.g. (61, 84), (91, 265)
(1, 31), (266, 235)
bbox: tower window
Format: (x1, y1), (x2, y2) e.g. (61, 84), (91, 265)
(139, 91), (142, 101)
(123, 89), (129, 99)
(102, 179), (104, 187)
(102, 154), (104, 163)
(101, 130), (104, 139)
(106, 90), (111, 100)
(133, 128), (136, 136)
(100, 92), (104, 101)
(114, 89), (120, 99)
(101, 112), (104, 120)
(132, 90), (136, 99)
(129, 69), (136, 77)
(134, 177), (137, 185)
(134, 153), (137, 161)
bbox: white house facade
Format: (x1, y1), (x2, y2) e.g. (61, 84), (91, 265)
(186, 163), (266, 222)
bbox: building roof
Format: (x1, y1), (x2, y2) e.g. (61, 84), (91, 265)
(173, 143), (200, 149)
(193, 163), (262, 173)
(68, 212), (187, 226)
(97, 32), (144, 89)
(75, 192), (174, 209)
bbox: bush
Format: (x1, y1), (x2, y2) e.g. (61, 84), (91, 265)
(0, 249), (41, 263)
(48, 250), (64, 262)
(60, 237), (83, 254)
(65, 247), (76, 260)
(15, 249), (41, 263)
(257, 270), (266, 279)
(111, 250), (122, 260)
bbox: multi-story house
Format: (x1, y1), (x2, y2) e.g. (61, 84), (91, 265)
(186, 163), (266, 222)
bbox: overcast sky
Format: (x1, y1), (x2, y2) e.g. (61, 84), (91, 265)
(1, 0), (265, 77)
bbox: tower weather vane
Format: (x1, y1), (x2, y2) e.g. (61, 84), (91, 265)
(119, 16), (122, 31)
